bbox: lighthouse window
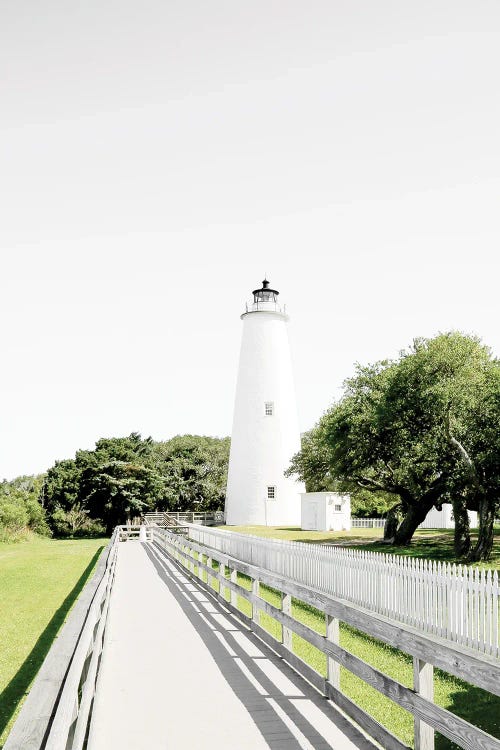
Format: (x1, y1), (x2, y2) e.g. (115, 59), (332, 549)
(267, 486), (276, 499)
(334, 504), (342, 512)
(265, 402), (274, 416)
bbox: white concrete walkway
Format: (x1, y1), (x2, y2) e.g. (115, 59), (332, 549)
(88, 542), (378, 750)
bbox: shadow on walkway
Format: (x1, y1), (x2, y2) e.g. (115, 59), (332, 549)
(143, 542), (377, 750)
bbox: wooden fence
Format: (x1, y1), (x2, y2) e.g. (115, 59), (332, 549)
(150, 525), (500, 750)
(186, 524), (500, 658)
(4, 528), (123, 750)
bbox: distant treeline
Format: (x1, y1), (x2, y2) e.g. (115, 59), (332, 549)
(0, 429), (392, 543)
(0, 434), (230, 540)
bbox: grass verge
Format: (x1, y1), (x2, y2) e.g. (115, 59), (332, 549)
(0, 536), (107, 747)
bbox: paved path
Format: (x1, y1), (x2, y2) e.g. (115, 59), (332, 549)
(88, 541), (378, 750)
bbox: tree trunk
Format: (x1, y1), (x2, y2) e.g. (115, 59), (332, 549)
(383, 504), (403, 542)
(468, 494), (495, 561)
(452, 496), (471, 558)
(393, 499), (435, 545)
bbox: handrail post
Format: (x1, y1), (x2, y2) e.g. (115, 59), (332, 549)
(207, 555), (212, 588)
(252, 577), (259, 624)
(219, 561), (225, 600)
(326, 614), (340, 691)
(230, 568), (238, 608)
(198, 551), (203, 581)
(190, 544), (196, 575)
(281, 593), (292, 650)
(413, 657), (434, 750)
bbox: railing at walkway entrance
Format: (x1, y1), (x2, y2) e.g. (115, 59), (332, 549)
(144, 510), (224, 526)
(151, 525), (500, 750)
(186, 524), (500, 658)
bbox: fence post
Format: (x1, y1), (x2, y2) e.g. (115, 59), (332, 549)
(219, 562), (225, 599)
(230, 568), (238, 608)
(281, 593), (293, 650)
(207, 555), (212, 587)
(326, 614), (340, 691)
(252, 577), (259, 624)
(413, 657), (434, 750)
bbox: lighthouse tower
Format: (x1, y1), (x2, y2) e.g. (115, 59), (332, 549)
(225, 279), (304, 526)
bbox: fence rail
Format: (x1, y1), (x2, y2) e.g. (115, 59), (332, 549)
(4, 529), (123, 750)
(186, 524), (500, 658)
(151, 526), (500, 750)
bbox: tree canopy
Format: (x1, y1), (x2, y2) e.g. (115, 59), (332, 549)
(149, 435), (230, 513)
(288, 332), (500, 560)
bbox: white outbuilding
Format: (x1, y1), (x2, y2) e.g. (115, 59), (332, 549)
(224, 279), (304, 526)
(418, 505), (478, 529)
(301, 492), (351, 532)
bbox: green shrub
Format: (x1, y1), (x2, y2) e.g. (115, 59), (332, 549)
(50, 505), (105, 538)
(0, 500), (29, 541)
(24, 497), (51, 535)
(0, 475), (50, 541)
(0, 500), (28, 532)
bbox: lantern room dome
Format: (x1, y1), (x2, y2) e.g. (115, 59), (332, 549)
(252, 279), (279, 304)
(242, 278), (287, 319)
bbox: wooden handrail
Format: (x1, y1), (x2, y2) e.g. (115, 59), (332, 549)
(187, 524), (500, 657)
(4, 530), (119, 750)
(151, 526), (500, 750)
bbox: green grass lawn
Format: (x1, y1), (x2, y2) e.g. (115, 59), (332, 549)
(0, 536), (107, 748)
(219, 525), (500, 570)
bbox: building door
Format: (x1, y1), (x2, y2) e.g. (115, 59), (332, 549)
(306, 503), (318, 530)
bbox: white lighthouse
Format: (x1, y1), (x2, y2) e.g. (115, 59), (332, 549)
(225, 279), (304, 526)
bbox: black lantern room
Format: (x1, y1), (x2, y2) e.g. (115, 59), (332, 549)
(252, 279), (279, 305)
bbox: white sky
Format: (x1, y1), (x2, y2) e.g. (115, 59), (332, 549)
(1, 0), (499, 480)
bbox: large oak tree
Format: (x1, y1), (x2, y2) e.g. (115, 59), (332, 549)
(288, 333), (500, 559)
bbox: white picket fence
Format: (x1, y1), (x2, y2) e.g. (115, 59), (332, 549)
(187, 525), (500, 658)
(351, 516), (480, 529)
